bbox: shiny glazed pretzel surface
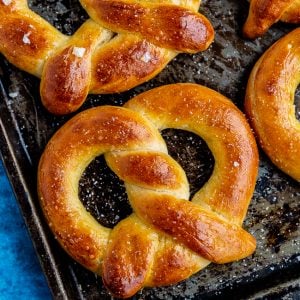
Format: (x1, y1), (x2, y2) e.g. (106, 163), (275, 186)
(0, 0), (214, 114)
(38, 84), (258, 298)
(245, 28), (300, 181)
(243, 0), (300, 38)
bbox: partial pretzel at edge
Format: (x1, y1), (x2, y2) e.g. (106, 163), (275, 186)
(243, 0), (300, 38)
(245, 28), (300, 181)
(0, 0), (214, 114)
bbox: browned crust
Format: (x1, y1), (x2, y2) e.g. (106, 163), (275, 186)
(38, 85), (258, 297)
(150, 239), (209, 287)
(245, 28), (300, 181)
(102, 216), (157, 298)
(40, 46), (91, 115)
(243, 0), (300, 38)
(125, 83), (259, 224)
(40, 20), (105, 115)
(90, 35), (175, 94)
(0, 14), (66, 76)
(81, 0), (214, 52)
(131, 192), (256, 264)
(106, 151), (187, 191)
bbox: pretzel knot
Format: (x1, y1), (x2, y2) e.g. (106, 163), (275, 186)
(0, 0), (214, 115)
(38, 84), (258, 298)
(243, 0), (300, 38)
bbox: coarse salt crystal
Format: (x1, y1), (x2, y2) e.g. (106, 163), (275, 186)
(140, 51), (151, 63)
(233, 161), (240, 167)
(9, 91), (18, 98)
(22, 32), (31, 44)
(72, 47), (86, 58)
(2, 0), (12, 5)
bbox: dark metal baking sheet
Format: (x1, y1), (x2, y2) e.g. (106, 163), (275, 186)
(0, 0), (299, 299)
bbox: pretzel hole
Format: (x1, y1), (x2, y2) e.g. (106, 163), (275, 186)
(161, 129), (215, 199)
(29, 0), (89, 35)
(79, 155), (131, 229)
(295, 84), (300, 121)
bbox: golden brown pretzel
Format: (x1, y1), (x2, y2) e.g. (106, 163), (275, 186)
(243, 0), (300, 38)
(38, 84), (258, 298)
(245, 28), (300, 181)
(0, 0), (214, 114)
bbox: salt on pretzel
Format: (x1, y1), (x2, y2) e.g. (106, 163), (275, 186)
(243, 0), (300, 39)
(38, 83), (258, 298)
(245, 28), (300, 181)
(0, 0), (214, 114)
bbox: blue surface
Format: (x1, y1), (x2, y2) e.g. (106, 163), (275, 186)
(0, 159), (51, 299)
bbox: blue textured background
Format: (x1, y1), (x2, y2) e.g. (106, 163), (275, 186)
(0, 159), (51, 299)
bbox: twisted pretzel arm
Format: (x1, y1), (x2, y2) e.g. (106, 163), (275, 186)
(243, 0), (300, 38)
(40, 27), (175, 113)
(80, 0), (214, 52)
(89, 34), (176, 94)
(127, 191), (256, 263)
(40, 20), (113, 114)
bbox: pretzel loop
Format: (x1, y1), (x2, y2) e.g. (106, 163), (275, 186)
(0, 0), (214, 114)
(38, 84), (258, 298)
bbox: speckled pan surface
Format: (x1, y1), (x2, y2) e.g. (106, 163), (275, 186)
(0, 0), (299, 299)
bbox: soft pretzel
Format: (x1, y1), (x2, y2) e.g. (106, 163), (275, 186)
(0, 0), (214, 114)
(38, 83), (258, 298)
(243, 0), (300, 38)
(245, 28), (300, 181)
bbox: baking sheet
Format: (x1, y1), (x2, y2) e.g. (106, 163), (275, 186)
(0, 0), (299, 299)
